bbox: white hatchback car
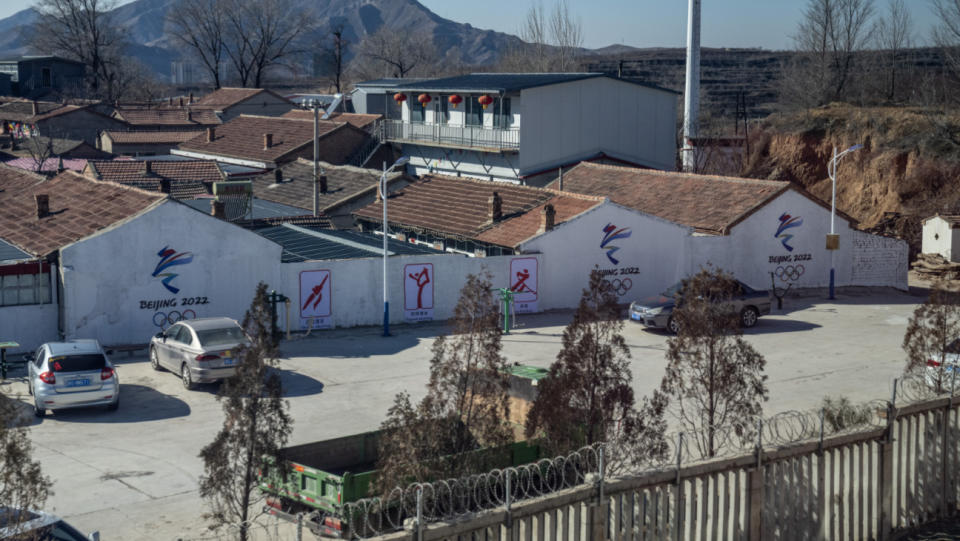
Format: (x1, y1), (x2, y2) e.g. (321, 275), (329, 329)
(25, 340), (119, 418)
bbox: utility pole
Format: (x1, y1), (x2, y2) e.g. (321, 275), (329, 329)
(313, 99), (320, 217)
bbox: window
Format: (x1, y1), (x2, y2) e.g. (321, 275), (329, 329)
(410, 101), (424, 123)
(50, 354), (106, 373)
(498, 98), (512, 128)
(438, 97), (449, 124)
(466, 97), (483, 126)
(41, 67), (51, 88)
(0, 267), (51, 307)
(197, 326), (246, 347)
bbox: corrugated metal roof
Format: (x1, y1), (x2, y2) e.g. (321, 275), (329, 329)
(181, 196), (308, 219)
(391, 73), (679, 94)
(254, 224), (446, 262)
(0, 238), (32, 263)
(355, 78), (429, 88)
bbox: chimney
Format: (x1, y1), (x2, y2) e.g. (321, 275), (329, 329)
(187, 110), (192, 122)
(682, 0), (701, 172)
(178, 97), (184, 107)
(35, 194), (49, 219)
(189, 92), (194, 104)
(488, 191), (503, 223)
(56, 156), (64, 173)
(206, 127), (215, 142)
(159, 177), (171, 194)
(319, 174), (328, 194)
(142, 160), (153, 176)
(31, 101), (38, 116)
(274, 168), (283, 183)
(211, 200), (225, 219)
(263, 133), (273, 149)
(538, 204), (556, 233)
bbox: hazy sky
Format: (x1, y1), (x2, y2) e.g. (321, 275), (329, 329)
(0, 0), (940, 51)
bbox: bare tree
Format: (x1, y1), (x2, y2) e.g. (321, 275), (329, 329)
(518, 2), (550, 72)
(525, 269), (668, 473)
(220, 0), (313, 87)
(22, 136), (57, 174)
(319, 24), (349, 94)
(931, 0), (960, 84)
(549, 0), (583, 72)
(902, 282), (960, 392)
(31, 0), (125, 100)
(357, 27), (436, 79)
(659, 267), (769, 458)
(167, 0), (228, 89)
(198, 282), (292, 541)
(873, 0), (912, 101)
(0, 394), (51, 535)
(375, 272), (513, 493)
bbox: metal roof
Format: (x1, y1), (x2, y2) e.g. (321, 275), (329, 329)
(354, 78), (429, 88)
(180, 196), (308, 220)
(0, 238), (33, 263)
(391, 73), (679, 94)
(254, 224), (446, 262)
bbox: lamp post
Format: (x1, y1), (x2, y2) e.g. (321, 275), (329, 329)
(381, 156), (409, 337)
(827, 143), (862, 300)
(312, 99), (320, 217)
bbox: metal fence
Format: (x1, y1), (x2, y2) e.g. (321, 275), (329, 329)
(382, 120), (520, 151)
(346, 373), (960, 541)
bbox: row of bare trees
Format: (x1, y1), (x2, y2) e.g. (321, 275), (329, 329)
(499, 0), (584, 73)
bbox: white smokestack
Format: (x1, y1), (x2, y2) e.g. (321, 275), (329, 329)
(682, 0), (701, 172)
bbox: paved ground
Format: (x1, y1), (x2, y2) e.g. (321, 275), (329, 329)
(0, 286), (931, 539)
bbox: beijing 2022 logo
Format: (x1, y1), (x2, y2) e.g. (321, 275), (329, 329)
(153, 246), (194, 294)
(601, 223), (632, 265)
(774, 213), (803, 252)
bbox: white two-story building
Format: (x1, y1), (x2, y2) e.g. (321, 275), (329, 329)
(372, 73), (679, 184)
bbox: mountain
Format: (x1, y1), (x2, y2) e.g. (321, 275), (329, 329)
(0, 0), (524, 82)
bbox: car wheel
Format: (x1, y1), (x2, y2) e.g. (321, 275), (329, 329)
(181, 364), (195, 390)
(741, 306), (760, 328)
(667, 317), (680, 335)
(107, 397), (119, 411)
(34, 396), (45, 418)
(150, 347), (162, 372)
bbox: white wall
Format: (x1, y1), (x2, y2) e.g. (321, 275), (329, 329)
(922, 217), (958, 262)
(521, 202), (691, 308)
(519, 78), (677, 174)
(406, 144), (522, 183)
(851, 231), (909, 289)
(0, 304), (58, 354)
(59, 200), (283, 346)
(279, 253), (541, 329)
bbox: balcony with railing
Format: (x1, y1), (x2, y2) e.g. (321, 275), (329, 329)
(381, 120), (519, 152)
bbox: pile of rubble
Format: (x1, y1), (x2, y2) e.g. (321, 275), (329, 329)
(911, 253), (960, 282)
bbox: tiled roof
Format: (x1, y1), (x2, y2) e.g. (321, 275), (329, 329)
(549, 162), (797, 235)
(353, 175), (603, 248)
(84, 160), (224, 199)
(105, 130), (206, 144)
(3, 156), (87, 173)
(281, 109), (381, 129)
(177, 115), (353, 164)
(113, 109), (221, 126)
(192, 87), (291, 110)
(0, 169), (165, 257)
(0, 101), (86, 123)
(928, 215), (960, 226)
(250, 158), (399, 212)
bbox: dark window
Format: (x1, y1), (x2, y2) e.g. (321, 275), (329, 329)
(498, 98), (512, 128)
(173, 325), (193, 345)
(197, 326), (246, 347)
(466, 97), (483, 126)
(49, 354), (106, 373)
(438, 97), (449, 124)
(410, 102), (424, 123)
(41, 67), (51, 88)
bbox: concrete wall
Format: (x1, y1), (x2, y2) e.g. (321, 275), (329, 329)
(851, 230), (909, 289)
(521, 201), (692, 308)
(39, 110), (128, 146)
(0, 266), (59, 354)
(519, 78), (677, 173)
(220, 93), (295, 122)
(59, 200), (282, 346)
(103, 139), (179, 156)
(922, 217), (959, 262)
(278, 253), (540, 329)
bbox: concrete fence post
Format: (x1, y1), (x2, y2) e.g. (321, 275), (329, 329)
(748, 419), (765, 541)
(674, 433), (684, 541)
(879, 380), (898, 540)
(941, 370), (957, 517)
(588, 502), (606, 541)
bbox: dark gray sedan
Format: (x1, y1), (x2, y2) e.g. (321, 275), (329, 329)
(629, 280), (771, 334)
(149, 317), (249, 390)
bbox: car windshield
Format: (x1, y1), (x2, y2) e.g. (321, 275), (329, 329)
(196, 326), (246, 347)
(49, 354), (106, 372)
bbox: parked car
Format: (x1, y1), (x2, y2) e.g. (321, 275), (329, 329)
(629, 279), (771, 334)
(149, 317), (249, 390)
(0, 507), (99, 540)
(25, 340), (119, 418)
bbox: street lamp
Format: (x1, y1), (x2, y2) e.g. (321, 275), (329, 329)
(827, 143), (863, 300)
(381, 156), (409, 337)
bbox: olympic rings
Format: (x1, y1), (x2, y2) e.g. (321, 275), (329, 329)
(775, 264), (805, 282)
(602, 277), (633, 296)
(152, 309), (197, 329)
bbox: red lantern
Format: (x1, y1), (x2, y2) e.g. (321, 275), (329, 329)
(417, 94), (432, 106)
(478, 94), (494, 110)
(393, 93), (407, 104)
(448, 94), (463, 108)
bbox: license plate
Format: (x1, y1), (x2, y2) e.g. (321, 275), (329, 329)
(66, 378), (90, 387)
(222, 358), (235, 366)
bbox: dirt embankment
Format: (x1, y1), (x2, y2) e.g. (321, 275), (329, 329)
(741, 105), (960, 257)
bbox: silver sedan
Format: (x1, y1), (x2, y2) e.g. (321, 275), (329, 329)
(26, 340), (119, 418)
(149, 317), (249, 390)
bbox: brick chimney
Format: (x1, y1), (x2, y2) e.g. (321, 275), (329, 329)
(142, 160), (154, 176)
(263, 133), (273, 149)
(159, 177), (171, 194)
(206, 127), (215, 142)
(31, 101), (38, 116)
(488, 191), (503, 223)
(319, 174), (328, 194)
(35, 194), (49, 218)
(211, 200), (225, 218)
(274, 168), (283, 183)
(538, 203), (556, 233)
(188, 92), (194, 104)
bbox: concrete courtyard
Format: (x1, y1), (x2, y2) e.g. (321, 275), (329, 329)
(0, 285), (928, 539)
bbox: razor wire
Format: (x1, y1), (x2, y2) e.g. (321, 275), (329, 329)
(337, 376), (960, 538)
